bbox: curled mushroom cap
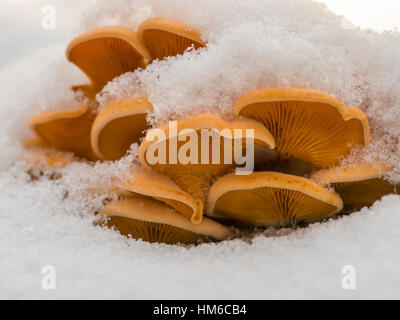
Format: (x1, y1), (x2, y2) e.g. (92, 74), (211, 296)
(137, 18), (206, 61)
(29, 105), (97, 160)
(97, 196), (230, 244)
(234, 88), (370, 168)
(139, 113), (275, 203)
(312, 161), (399, 211)
(120, 167), (203, 224)
(66, 27), (151, 98)
(91, 97), (153, 160)
(207, 171), (343, 226)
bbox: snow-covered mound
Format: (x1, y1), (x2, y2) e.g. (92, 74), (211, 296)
(1, 0), (400, 298)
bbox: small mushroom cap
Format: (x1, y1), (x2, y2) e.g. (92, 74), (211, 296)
(66, 27), (151, 96)
(139, 113), (275, 202)
(97, 196), (230, 244)
(29, 105), (97, 160)
(207, 171), (343, 226)
(234, 88), (370, 168)
(137, 18), (206, 61)
(312, 161), (399, 210)
(120, 167), (204, 224)
(91, 97), (153, 160)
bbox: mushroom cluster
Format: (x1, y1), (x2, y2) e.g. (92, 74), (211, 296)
(26, 18), (399, 245)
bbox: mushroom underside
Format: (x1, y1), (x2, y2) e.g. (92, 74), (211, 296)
(239, 100), (365, 167)
(31, 107), (96, 160)
(332, 178), (399, 211)
(211, 185), (339, 226)
(142, 29), (204, 60)
(97, 196), (229, 244)
(68, 37), (147, 93)
(95, 113), (149, 160)
(103, 215), (208, 244)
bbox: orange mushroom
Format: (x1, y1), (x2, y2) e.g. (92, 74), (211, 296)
(207, 172), (343, 226)
(234, 88), (370, 168)
(29, 105), (97, 160)
(312, 161), (399, 211)
(97, 196), (230, 244)
(139, 113), (275, 204)
(119, 167), (203, 224)
(137, 18), (206, 61)
(91, 97), (153, 160)
(66, 27), (151, 99)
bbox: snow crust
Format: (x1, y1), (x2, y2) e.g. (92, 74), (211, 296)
(1, 0), (400, 298)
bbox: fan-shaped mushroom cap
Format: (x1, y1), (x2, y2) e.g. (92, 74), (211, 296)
(137, 18), (206, 61)
(139, 113), (275, 203)
(312, 161), (399, 210)
(91, 97), (153, 160)
(66, 27), (151, 97)
(120, 167), (203, 224)
(97, 196), (230, 244)
(207, 171), (343, 226)
(234, 88), (370, 168)
(29, 105), (97, 160)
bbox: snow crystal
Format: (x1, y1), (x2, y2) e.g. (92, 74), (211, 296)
(1, 0), (400, 298)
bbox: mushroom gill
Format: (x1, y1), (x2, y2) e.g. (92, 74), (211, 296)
(120, 167), (203, 224)
(139, 113), (275, 205)
(91, 97), (153, 160)
(137, 18), (206, 61)
(206, 172), (343, 226)
(234, 88), (370, 168)
(66, 27), (151, 98)
(312, 161), (399, 211)
(97, 196), (230, 244)
(29, 105), (97, 160)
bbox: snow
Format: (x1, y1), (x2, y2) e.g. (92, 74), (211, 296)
(2, 171), (400, 299)
(1, 0), (400, 299)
